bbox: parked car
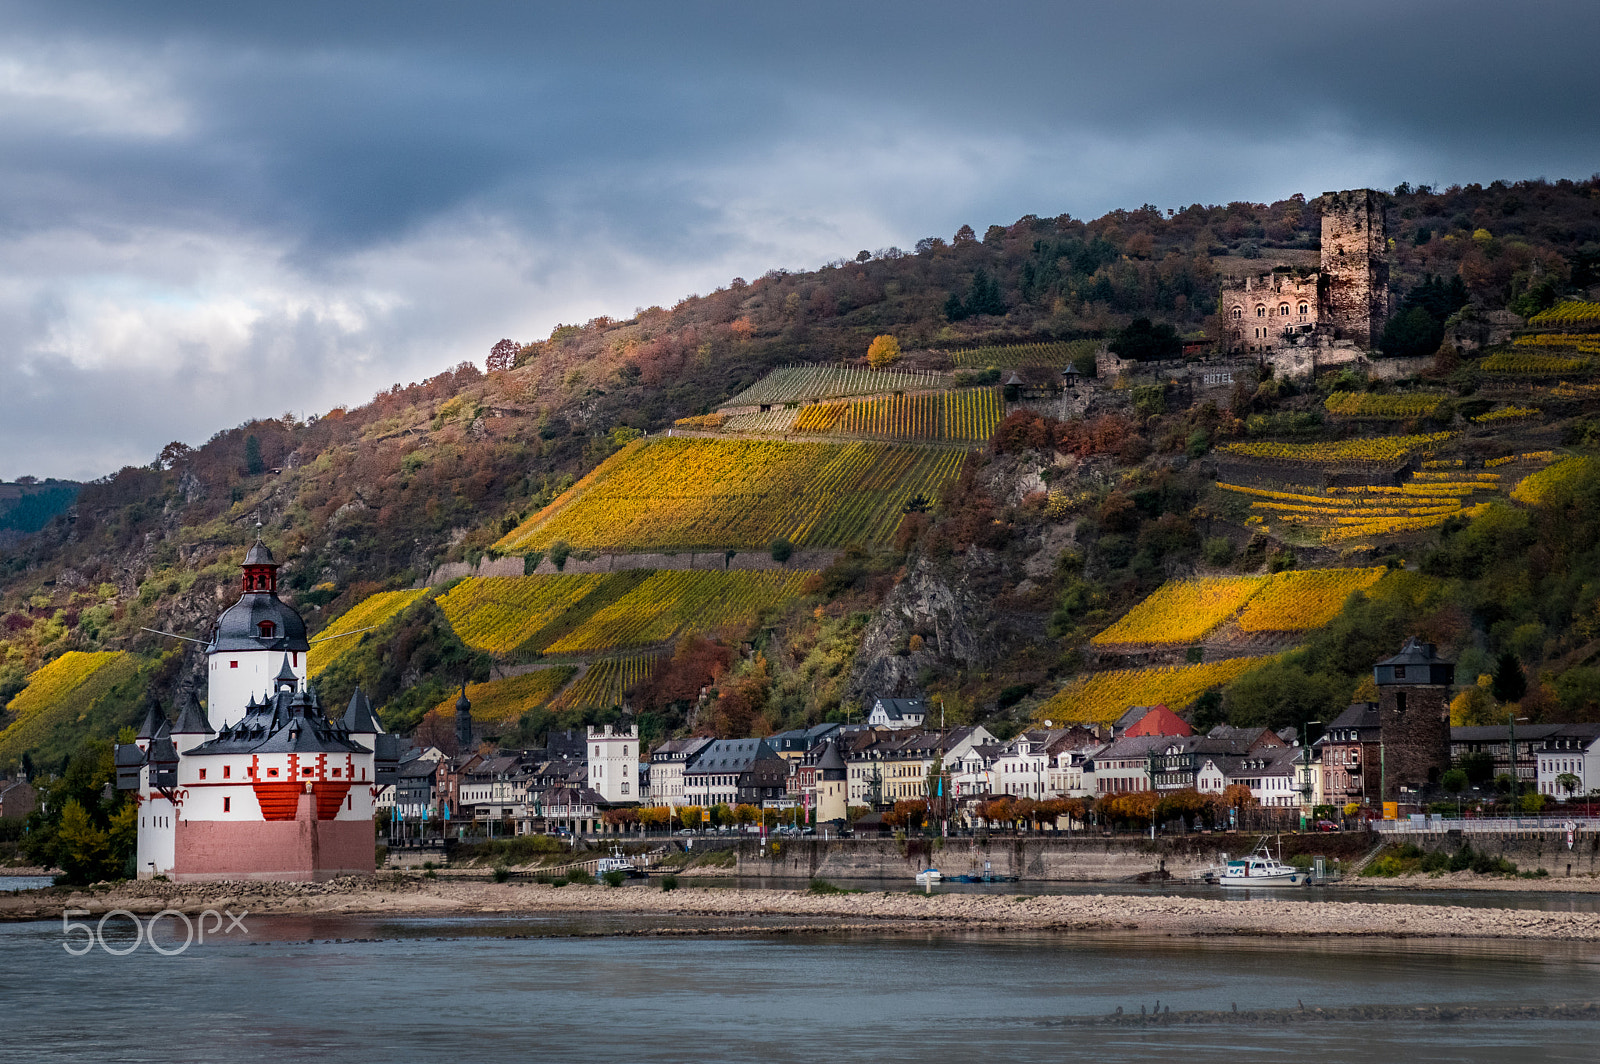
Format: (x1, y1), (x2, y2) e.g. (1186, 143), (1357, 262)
(1315, 819), (1341, 832)
(676, 828), (695, 836)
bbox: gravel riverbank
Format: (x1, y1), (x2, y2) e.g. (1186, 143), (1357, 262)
(6, 877), (1600, 940)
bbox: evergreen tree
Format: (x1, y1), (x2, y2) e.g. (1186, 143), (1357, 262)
(944, 291), (967, 321)
(1491, 651), (1527, 704)
(244, 434), (265, 475)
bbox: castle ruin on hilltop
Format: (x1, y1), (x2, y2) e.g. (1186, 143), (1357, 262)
(1219, 188), (1390, 354)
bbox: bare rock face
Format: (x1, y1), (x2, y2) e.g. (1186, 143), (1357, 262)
(848, 557), (995, 699)
(1023, 519), (1079, 580)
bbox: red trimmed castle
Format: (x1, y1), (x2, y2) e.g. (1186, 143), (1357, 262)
(116, 540), (397, 881)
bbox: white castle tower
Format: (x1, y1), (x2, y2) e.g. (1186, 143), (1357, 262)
(205, 539), (308, 729)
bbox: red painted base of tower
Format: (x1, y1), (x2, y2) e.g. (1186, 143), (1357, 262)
(172, 792), (375, 883)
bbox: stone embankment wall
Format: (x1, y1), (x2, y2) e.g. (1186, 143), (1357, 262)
(724, 833), (1377, 882)
(1397, 830), (1600, 878)
(423, 549), (839, 586)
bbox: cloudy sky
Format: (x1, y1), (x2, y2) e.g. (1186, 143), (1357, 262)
(1, 1), (1596, 480)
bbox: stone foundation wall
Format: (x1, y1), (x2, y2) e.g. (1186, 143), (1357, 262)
(173, 817), (375, 883)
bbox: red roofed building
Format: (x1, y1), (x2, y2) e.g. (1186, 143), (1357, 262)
(1122, 705), (1192, 738)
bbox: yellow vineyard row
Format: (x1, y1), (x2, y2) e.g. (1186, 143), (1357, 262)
(308, 588), (429, 676)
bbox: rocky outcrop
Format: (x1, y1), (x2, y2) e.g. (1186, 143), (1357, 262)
(848, 556), (996, 699)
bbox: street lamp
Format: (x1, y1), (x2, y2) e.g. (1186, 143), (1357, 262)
(1299, 720), (1322, 830)
(1508, 713), (1530, 812)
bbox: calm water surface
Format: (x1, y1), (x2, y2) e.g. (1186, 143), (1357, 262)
(2, 909), (1598, 1063)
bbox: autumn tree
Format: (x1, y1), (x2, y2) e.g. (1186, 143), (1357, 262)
(487, 338), (519, 373)
(866, 334), (901, 369)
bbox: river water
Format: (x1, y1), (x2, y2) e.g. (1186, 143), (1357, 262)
(3, 905), (1599, 1063)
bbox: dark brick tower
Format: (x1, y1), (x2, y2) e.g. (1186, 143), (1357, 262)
(1318, 189), (1390, 349)
(1374, 637), (1453, 802)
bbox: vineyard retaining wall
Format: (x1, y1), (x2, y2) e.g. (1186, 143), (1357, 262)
(424, 549), (841, 586)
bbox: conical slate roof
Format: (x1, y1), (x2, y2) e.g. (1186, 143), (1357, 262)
(172, 692), (214, 735)
(244, 538), (276, 566)
(456, 686), (471, 713)
(816, 740), (846, 779)
(135, 696), (166, 740)
(344, 688), (380, 733)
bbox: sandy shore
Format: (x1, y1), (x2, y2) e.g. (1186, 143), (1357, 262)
(5, 876), (1600, 941)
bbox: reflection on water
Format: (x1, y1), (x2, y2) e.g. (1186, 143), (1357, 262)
(2, 910), (1599, 1063)
(0, 875), (54, 892)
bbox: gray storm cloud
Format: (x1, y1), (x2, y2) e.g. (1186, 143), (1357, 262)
(0, 0), (1595, 479)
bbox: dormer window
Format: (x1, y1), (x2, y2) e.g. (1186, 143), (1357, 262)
(259, 621), (276, 638)
(1394, 665), (1406, 679)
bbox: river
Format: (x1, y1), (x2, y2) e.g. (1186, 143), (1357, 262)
(2, 906), (1599, 1063)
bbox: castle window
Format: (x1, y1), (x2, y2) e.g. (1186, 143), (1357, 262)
(1279, 303), (1290, 316)
(223, 797), (231, 812)
(230, 660), (238, 669)
(258, 621), (276, 637)
(1396, 691), (1408, 714)
(1394, 665), (1407, 679)
(332, 768), (341, 777)
(1256, 305), (1266, 318)
(1231, 306), (1242, 319)
(199, 769), (207, 780)
(268, 767), (279, 777)
(1299, 302), (1309, 316)
(223, 765), (230, 779)
(303, 767), (313, 776)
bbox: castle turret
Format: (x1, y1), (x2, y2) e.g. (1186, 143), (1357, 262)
(815, 740), (848, 825)
(171, 691), (215, 755)
(1319, 188), (1390, 348)
(207, 538), (310, 730)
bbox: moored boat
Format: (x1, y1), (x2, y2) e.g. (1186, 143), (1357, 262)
(1218, 841), (1308, 887)
(914, 867), (942, 885)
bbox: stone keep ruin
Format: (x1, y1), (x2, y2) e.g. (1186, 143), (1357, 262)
(1220, 188), (1391, 354)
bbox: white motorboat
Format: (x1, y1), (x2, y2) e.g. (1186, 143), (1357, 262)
(595, 845), (638, 878)
(914, 867), (942, 885)
(1218, 842), (1308, 887)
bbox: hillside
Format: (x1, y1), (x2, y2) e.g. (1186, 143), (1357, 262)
(3, 176), (1600, 768)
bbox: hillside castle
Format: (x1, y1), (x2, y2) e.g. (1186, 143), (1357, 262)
(116, 541), (398, 881)
(1219, 188), (1390, 354)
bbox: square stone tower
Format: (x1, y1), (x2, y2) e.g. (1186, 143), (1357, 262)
(1319, 189), (1390, 348)
(1374, 637), (1453, 802)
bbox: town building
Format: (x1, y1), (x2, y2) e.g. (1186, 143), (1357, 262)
(683, 738), (777, 808)
(867, 696), (926, 730)
(648, 737), (713, 807)
(1533, 724), (1600, 800)
(587, 723), (639, 803)
(0, 776), (36, 820)
(1321, 702), (1381, 808)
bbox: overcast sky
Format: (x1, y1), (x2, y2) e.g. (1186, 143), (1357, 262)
(1, 1), (1596, 481)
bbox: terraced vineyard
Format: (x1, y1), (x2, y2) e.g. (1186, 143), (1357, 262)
(1529, 302), (1600, 327)
(1038, 657), (1269, 725)
(494, 437), (966, 551)
(1512, 456), (1595, 505)
(833, 387), (1004, 442)
(540, 569), (808, 654)
(432, 569), (810, 657)
(722, 408), (798, 434)
(551, 653), (663, 710)
(947, 339), (1098, 368)
(1323, 392), (1445, 419)
(1481, 351), (1592, 375)
(1091, 577), (1268, 646)
(1218, 478), (1498, 542)
(436, 574), (606, 654)
(725, 365), (948, 406)
(1233, 567), (1388, 632)
(0, 651), (138, 763)
(1220, 432), (1453, 466)
(430, 667), (577, 724)
(308, 588), (430, 675)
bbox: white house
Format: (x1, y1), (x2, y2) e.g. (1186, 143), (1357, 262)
(867, 696), (926, 730)
(1537, 724), (1600, 799)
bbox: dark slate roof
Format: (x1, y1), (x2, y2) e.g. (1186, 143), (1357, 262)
(172, 692), (214, 735)
(136, 697), (166, 740)
(815, 740), (846, 778)
(685, 738), (776, 775)
(1378, 637), (1450, 667)
(189, 686), (369, 757)
(344, 688), (381, 733)
(1450, 724), (1564, 742)
(210, 590), (309, 653)
(1327, 702), (1382, 734)
(244, 539), (277, 566)
(871, 696), (926, 720)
